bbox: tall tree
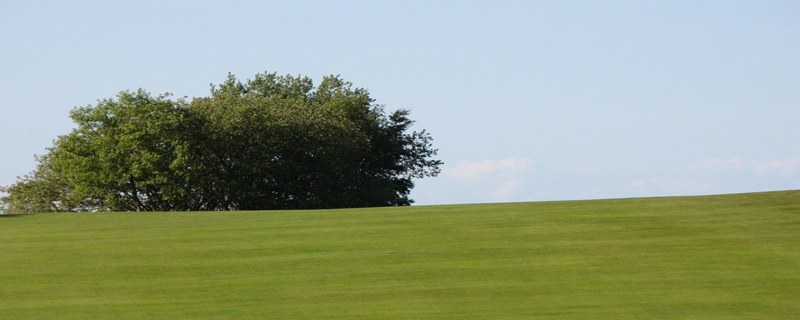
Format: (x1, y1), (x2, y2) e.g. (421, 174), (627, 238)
(2, 90), (195, 212)
(0, 72), (442, 213)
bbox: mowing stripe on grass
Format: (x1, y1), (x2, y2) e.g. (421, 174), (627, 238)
(1, 191), (799, 319)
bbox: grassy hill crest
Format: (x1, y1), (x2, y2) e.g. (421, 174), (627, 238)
(1, 190), (798, 319)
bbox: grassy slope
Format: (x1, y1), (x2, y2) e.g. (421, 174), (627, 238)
(1, 191), (799, 319)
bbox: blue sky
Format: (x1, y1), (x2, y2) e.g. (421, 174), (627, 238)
(1, 1), (798, 205)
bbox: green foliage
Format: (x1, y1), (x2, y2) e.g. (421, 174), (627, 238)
(0, 72), (441, 213)
(0, 154), (76, 213)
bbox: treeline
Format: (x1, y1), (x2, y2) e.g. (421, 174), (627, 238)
(0, 72), (441, 213)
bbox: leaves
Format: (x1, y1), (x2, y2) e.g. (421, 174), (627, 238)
(0, 72), (441, 213)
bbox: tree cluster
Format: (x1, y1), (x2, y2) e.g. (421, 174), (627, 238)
(0, 72), (442, 213)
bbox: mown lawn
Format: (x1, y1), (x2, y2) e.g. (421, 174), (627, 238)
(1, 190), (799, 319)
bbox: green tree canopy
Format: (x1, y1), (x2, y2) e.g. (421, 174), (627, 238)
(1, 72), (442, 213)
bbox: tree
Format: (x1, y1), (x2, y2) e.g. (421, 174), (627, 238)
(2, 89), (196, 212)
(0, 72), (442, 213)
(0, 153), (78, 213)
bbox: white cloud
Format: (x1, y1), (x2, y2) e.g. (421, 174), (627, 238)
(441, 158), (535, 201)
(443, 157), (535, 182)
(423, 156), (800, 205)
(691, 157), (800, 177)
(696, 157), (747, 173)
(628, 178), (712, 194)
(754, 158), (800, 176)
(490, 180), (520, 199)
(629, 157), (800, 197)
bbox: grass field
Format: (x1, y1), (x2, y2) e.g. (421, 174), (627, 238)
(1, 190), (799, 319)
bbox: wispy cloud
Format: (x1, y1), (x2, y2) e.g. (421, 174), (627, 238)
(629, 157), (800, 196)
(443, 158), (535, 182)
(753, 158), (800, 176)
(491, 180), (520, 199)
(441, 158), (535, 201)
(628, 178), (712, 194)
(419, 156), (800, 205)
(690, 157), (800, 176)
(695, 157), (747, 173)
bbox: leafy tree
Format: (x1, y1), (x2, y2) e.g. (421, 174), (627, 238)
(0, 72), (441, 213)
(0, 153), (77, 213)
(2, 90), (195, 212)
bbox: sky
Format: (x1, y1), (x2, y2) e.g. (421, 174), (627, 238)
(1, 0), (798, 205)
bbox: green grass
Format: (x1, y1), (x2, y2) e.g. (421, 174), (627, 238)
(1, 190), (799, 319)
